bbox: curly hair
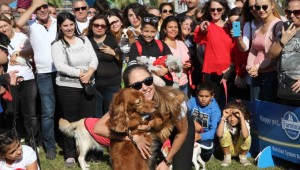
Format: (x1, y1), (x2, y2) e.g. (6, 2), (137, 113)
(0, 129), (19, 156)
(224, 100), (251, 121)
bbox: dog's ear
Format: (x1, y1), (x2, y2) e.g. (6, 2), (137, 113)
(108, 89), (128, 133)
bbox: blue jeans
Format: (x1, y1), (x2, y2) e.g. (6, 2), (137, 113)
(251, 71), (277, 102)
(36, 72), (56, 149)
(94, 86), (120, 118)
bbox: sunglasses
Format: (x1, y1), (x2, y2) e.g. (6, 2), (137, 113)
(93, 24), (107, 29)
(88, 11), (98, 15)
(74, 6), (87, 12)
(162, 9), (173, 14)
(209, 8), (223, 13)
(128, 77), (153, 90)
(36, 4), (48, 11)
(110, 20), (120, 25)
(285, 9), (300, 16)
(254, 5), (268, 11)
(143, 17), (158, 23)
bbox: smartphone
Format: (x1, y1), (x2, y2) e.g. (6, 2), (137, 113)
(97, 42), (104, 47)
(283, 21), (295, 31)
(232, 21), (241, 37)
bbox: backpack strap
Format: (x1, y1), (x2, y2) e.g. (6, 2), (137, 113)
(136, 40), (142, 56)
(155, 40), (163, 53)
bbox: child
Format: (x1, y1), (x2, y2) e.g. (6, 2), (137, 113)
(217, 100), (251, 167)
(0, 129), (39, 170)
(187, 82), (221, 160)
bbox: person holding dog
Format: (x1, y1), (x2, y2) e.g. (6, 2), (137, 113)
(217, 100), (251, 167)
(94, 64), (195, 170)
(187, 82), (221, 162)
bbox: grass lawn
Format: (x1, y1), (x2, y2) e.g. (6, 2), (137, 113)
(38, 146), (284, 170)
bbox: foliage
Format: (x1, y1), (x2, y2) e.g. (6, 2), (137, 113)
(46, 0), (63, 8)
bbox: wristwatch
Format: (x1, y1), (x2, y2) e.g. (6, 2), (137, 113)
(163, 157), (172, 167)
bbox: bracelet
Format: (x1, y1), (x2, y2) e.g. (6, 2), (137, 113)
(221, 117), (227, 122)
(163, 157), (172, 167)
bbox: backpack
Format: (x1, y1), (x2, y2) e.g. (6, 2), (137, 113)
(135, 40), (164, 56)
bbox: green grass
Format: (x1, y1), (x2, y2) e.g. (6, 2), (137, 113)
(38, 146), (286, 170)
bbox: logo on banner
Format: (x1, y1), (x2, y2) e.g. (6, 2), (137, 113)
(281, 111), (300, 140)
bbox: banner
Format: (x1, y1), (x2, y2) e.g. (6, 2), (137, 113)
(254, 100), (300, 164)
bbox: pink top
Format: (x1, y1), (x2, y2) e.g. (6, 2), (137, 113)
(168, 40), (190, 86)
(247, 18), (281, 72)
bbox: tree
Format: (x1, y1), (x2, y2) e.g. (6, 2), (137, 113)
(46, 0), (63, 8)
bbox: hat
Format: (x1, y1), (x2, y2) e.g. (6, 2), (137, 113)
(0, 33), (10, 53)
(17, 0), (32, 10)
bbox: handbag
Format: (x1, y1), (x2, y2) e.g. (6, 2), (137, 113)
(62, 41), (96, 96)
(277, 73), (300, 100)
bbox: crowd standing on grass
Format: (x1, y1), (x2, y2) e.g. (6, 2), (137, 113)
(0, 0), (299, 169)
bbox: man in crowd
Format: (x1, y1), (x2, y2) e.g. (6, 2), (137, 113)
(73, 0), (89, 34)
(17, 0), (57, 160)
(48, 3), (57, 18)
(0, 3), (12, 14)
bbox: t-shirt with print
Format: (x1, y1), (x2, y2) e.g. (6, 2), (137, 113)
(279, 31), (300, 79)
(0, 145), (39, 170)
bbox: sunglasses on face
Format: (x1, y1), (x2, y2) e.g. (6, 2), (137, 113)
(36, 4), (48, 11)
(93, 24), (107, 29)
(143, 17), (158, 23)
(74, 6), (87, 12)
(209, 8), (223, 13)
(254, 5), (268, 11)
(128, 77), (153, 90)
(88, 11), (98, 15)
(162, 9), (173, 14)
(285, 9), (300, 16)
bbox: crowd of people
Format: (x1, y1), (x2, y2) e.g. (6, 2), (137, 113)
(0, 0), (299, 169)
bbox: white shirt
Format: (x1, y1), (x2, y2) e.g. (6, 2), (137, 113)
(27, 17), (57, 73)
(0, 145), (39, 170)
(76, 19), (90, 34)
(7, 32), (34, 80)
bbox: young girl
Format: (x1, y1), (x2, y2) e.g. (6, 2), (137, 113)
(0, 129), (39, 170)
(217, 100), (251, 167)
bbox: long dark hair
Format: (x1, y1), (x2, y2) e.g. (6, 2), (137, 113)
(202, 0), (230, 22)
(159, 16), (182, 41)
(86, 14), (111, 38)
(0, 129), (19, 156)
(53, 11), (82, 47)
(242, 0), (255, 23)
(123, 3), (147, 28)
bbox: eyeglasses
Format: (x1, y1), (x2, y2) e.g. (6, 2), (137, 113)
(162, 9), (173, 14)
(93, 24), (107, 29)
(36, 4), (48, 11)
(128, 77), (153, 90)
(285, 9), (300, 16)
(143, 17), (158, 23)
(254, 5), (268, 11)
(74, 6), (87, 12)
(110, 20), (120, 25)
(209, 8), (223, 13)
(88, 11), (98, 15)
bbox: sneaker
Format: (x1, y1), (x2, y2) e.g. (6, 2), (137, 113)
(221, 155), (231, 167)
(239, 155), (251, 166)
(65, 158), (76, 168)
(46, 148), (56, 160)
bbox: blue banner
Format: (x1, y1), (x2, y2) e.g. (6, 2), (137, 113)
(254, 100), (300, 164)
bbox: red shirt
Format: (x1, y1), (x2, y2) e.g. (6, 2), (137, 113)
(194, 23), (233, 75)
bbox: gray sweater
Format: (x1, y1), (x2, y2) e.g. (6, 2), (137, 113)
(51, 36), (98, 88)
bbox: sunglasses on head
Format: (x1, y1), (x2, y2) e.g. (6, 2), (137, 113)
(36, 4), (48, 11)
(93, 24), (107, 29)
(128, 77), (153, 90)
(143, 17), (158, 23)
(88, 11), (98, 15)
(209, 8), (223, 13)
(285, 9), (300, 16)
(162, 9), (173, 14)
(74, 6), (87, 12)
(254, 5), (268, 11)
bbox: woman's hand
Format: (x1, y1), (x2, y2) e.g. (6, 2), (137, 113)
(183, 60), (191, 69)
(133, 133), (151, 159)
(154, 65), (169, 77)
(156, 161), (170, 170)
(280, 23), (297, 46)
(10, 51), (20, 66)
(100, 45), (116, 56)
(247, 66), (258, 77)
(200, 21), (210, 33)
(291, 79), (300, 93)
(79, 70), (92, 84)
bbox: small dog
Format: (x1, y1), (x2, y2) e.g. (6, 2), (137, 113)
(192, 142), (214, 170)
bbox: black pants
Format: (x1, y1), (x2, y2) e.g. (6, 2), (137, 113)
(56, 86), (95, 159)
(6, 79), (38, 145)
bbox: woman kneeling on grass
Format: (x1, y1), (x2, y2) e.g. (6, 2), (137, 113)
(217, 100), (251, 167)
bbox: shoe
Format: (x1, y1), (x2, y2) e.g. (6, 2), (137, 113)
(221, 154), (231, 167)
(65, 158), (76, 168)
(239, 155), (251, 166)
(46, 148), (56, 160)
